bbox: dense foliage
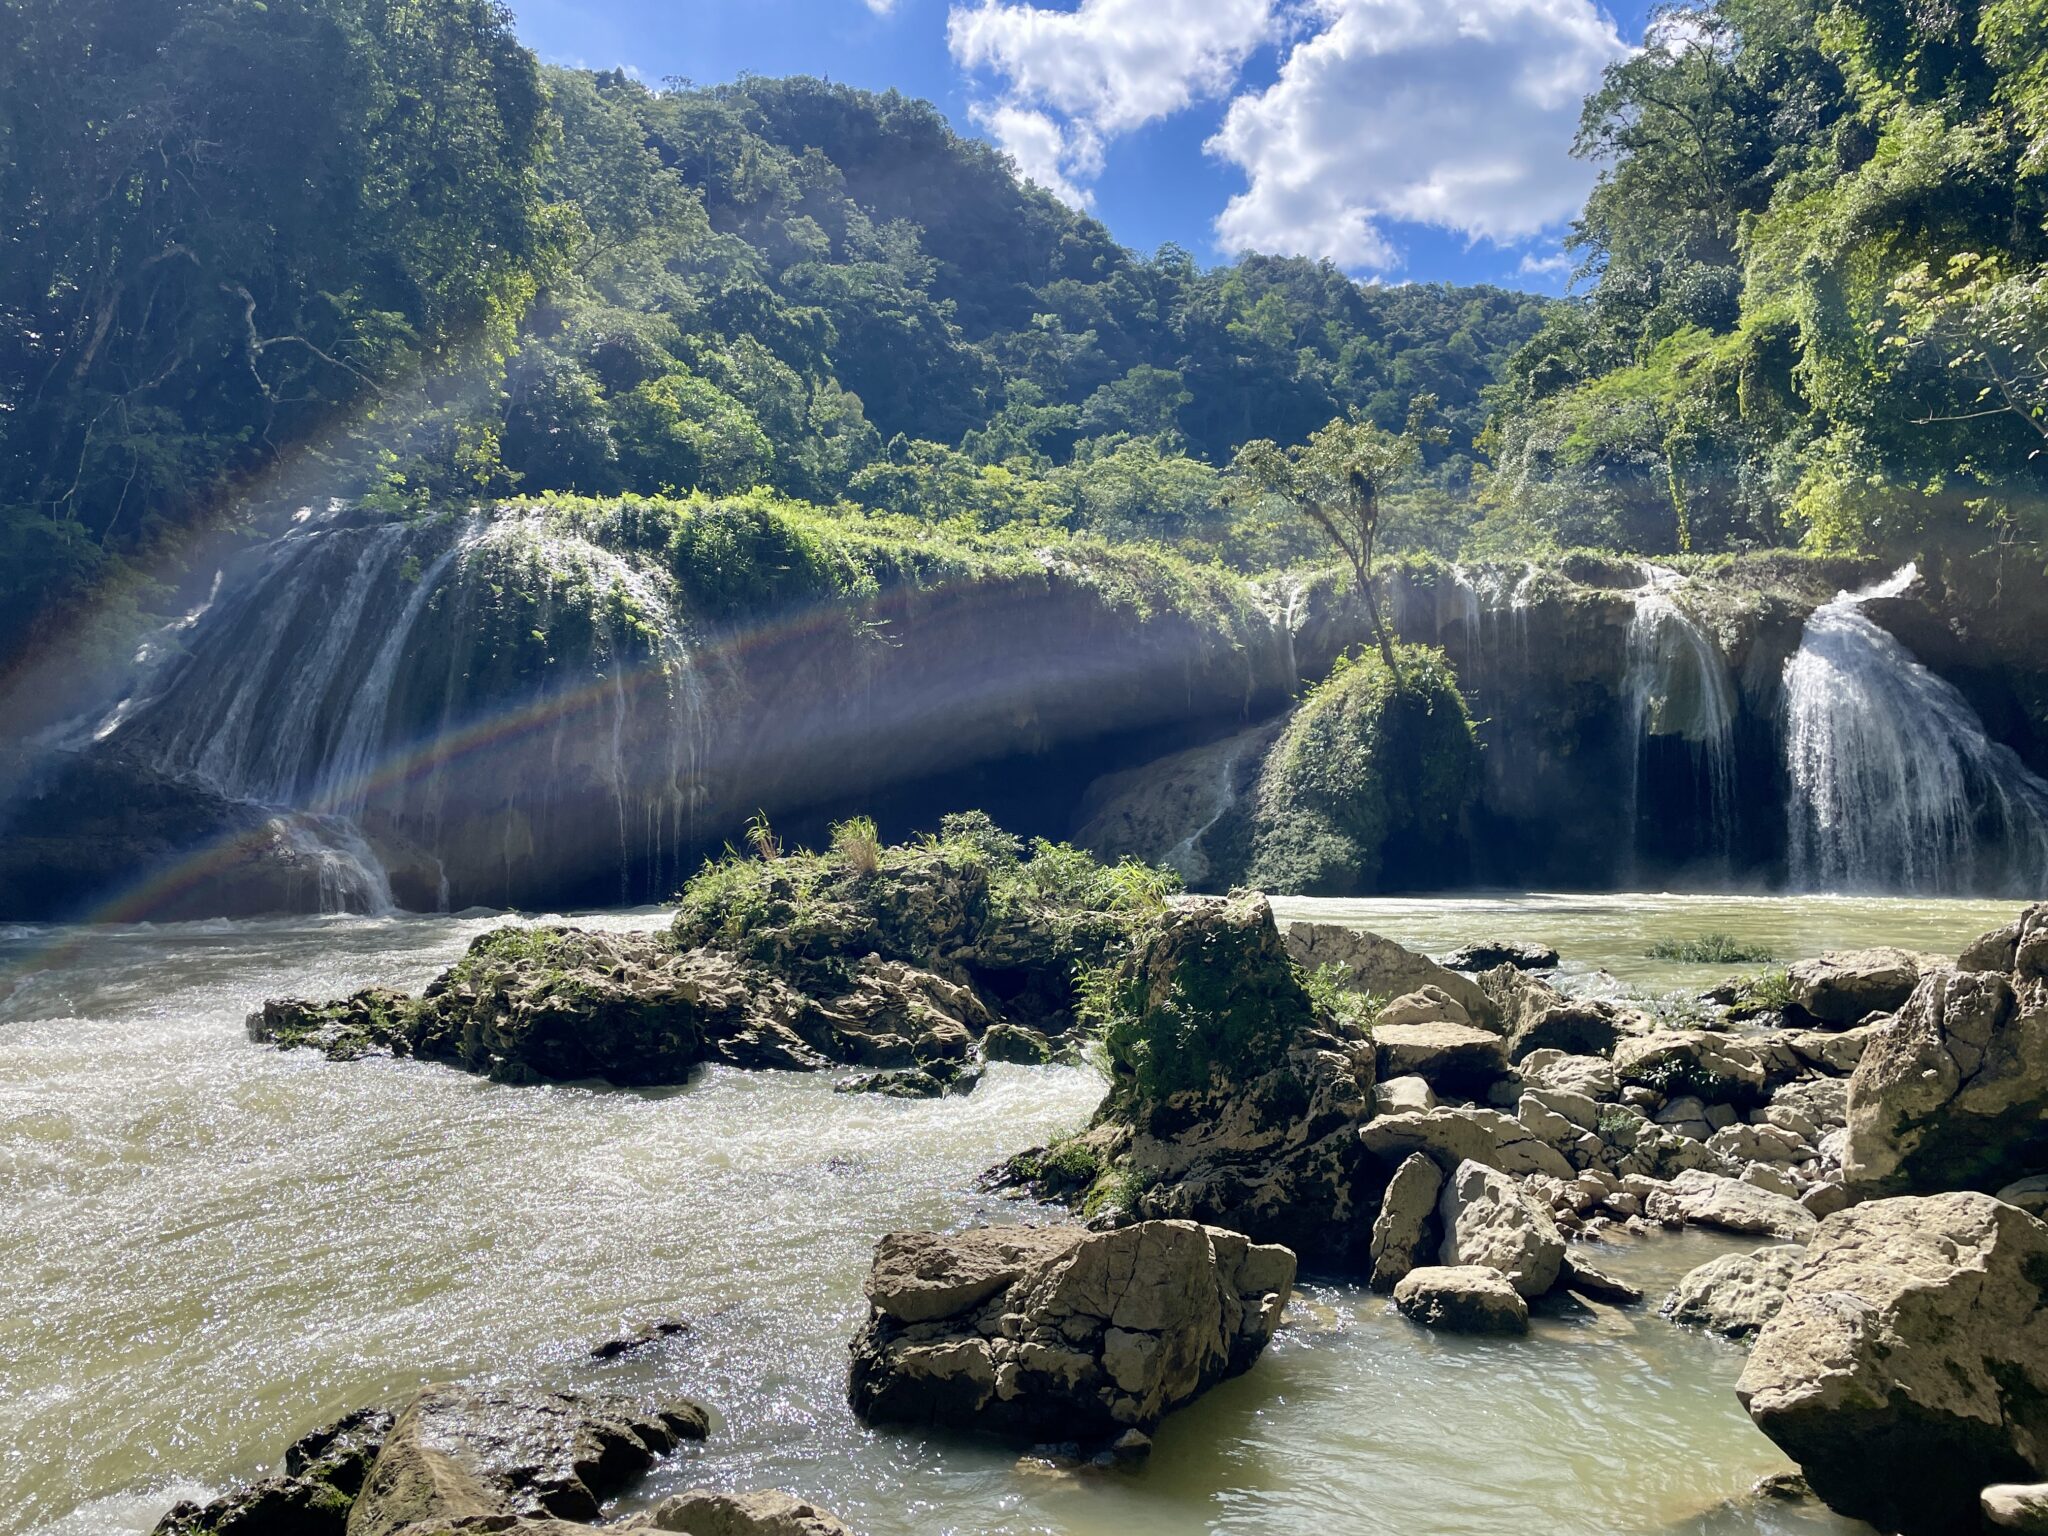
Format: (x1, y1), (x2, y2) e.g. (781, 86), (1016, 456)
(0, 0), (1544, 665)
(1482, 0), (2048, 556)
(1233, 644), (1479, 896)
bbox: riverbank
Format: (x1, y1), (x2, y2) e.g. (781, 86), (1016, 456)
(7, 893), (2023, 1536)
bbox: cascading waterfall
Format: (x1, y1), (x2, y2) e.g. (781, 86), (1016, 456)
(1624, 566), (1738, 871)
(84, 505), (714, 912)
(1784, 565), (2048, 895)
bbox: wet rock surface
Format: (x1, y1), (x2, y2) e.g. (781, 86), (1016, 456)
(847, 1220), (1293, 1443)
(1392, 1265), (1530, 1334)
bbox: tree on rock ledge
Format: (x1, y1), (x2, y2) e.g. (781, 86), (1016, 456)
(1227, 397), (1446, 677)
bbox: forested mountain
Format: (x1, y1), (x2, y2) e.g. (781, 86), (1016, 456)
(0, 0), (1545, 663)
(1481, 0), (2048, 556)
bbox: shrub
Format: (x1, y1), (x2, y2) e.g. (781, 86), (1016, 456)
(1647, 932), (1777, 964)
(1737, 967), (1797, 1012)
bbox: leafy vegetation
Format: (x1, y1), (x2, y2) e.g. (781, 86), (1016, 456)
(1481, 0), (2048, 557)
(1647, 933), (1779, 964)
(1233, 645), (1479, 896)
(0, 6), (1545, 667)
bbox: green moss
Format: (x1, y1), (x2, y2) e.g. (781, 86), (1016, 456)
(1080, 1162), (1160, 1220)
(1242, 642), (1478, 895)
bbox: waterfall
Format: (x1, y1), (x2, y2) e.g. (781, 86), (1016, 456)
(1624, 566), (1737, 871)
(87, 505), (715, 912)
(1784, 565), (2048, 895)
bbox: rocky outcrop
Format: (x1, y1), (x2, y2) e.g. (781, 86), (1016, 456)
(1844, 908), (2048, 1196)
(348, 1386), (709, 1536)
(1002, 894), (1379, 1268)
(154, 1408), (395, 1536)
(846, 1220), (1293, 1443)
(1281, 922), (1496, 1027)
(1660, 1245), (1803, 1338)
(1392, 1265), (1530, 1334)
(1984, 1484), (2048, 1534)
(1738, 1193), (2048, 1535)
(252, 831), (1145, 1088)
(157, 1389), (709, 1536)
(1441, 941), (1558, 972)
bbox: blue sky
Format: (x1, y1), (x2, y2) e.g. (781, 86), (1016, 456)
(509, 0), (1663, 295)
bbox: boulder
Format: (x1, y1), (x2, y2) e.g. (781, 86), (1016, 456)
(1984, 1484), (2048, 1533)
(1843, 963), (2048, 1196)
(1373, 1074), (1436, 1115)
(1440, 941), (1558, 972)
(1437, 1159), (1564, 1297)
(1367, 1153), (1443, 1292)
(1374, 986), (1473, 1029)
(1359, 1107), (1574, 1181)
(1613, 1031), (1767, 1108)
(1372, 1021), (1510, 1096)
(847, 1220), (1293, 1442)
(1392, 1265), (1530, 1334)
(1660, 1245), (1803, 1338)
(1558, 1253), (1643, 1305)
(1738, 1193), (2048, 1536)
(1787, 948), (1924, 1026)
(1509, 1000), (1627, 1063)
(1518, 1050), (1619, 1102)
(1282, 922), (1496, 1027)
(626, 1490), (855, 1536)
(1643, 1170), (1817, 1243)
(345, 1387), (707, 1536)
(981, 1024), (1053, 1065)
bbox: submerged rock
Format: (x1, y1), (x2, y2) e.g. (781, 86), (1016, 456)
(847, 1220), (1293, 1443)
(1392, 1265), (1530, 1335)
(1738, 1193), (2048, 1536)
(627, 1489), (857, 1535)
(1440, 941), (1558, 973)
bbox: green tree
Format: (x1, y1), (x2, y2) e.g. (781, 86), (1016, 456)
(1229, 399), (1446, 675)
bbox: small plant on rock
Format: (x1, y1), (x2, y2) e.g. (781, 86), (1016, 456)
(830, 815), (883, 877)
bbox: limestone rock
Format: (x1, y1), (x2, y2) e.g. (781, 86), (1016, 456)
(982, 1023), (1054, 1065)
(1984, 1484), (2048, 1533)
(1392, 1265), (1530, 1334)
(1374, 986), (1473, 1029)
(1613, 1031), (1767, 1108)
(865, 1227), (1078, 1324)
(1440, 941), (1558, 972)
(1558, 1253), (1643, 1305)
(1660, 1245), (1803, 1338)
(1372, 1021), (1510, 1096)
(1843, 963), (2048, 1196)
(847, 1220), (1293, 1442)
(627, 1489), (855, 1535)
(1373, 1074), (1436, 1115)
(1787, 948), (1923, 1026)
(1643, 1170), (1816, 1242)
(345, 1387), (706, 1536)
(1738, 1193), (2048, 1536)
(1282, 923), (1496, 1027)
(1517, 1050), (1620, 1101)
(1997, 1174), (2048, 1219)
(1368, 1153), (1443, 1293)
(153, 1408), (394, 1536)
(1359, 1107), (1573, 1181)
(1437, 1159), (1564, 1297)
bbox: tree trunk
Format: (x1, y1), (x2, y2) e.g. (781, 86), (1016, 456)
(1358, 516), (1401, 681)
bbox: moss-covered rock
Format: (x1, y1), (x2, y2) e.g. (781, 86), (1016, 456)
(1233, 644), (1477, 895)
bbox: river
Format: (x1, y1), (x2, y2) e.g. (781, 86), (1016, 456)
(1, 893), (2022, 1536)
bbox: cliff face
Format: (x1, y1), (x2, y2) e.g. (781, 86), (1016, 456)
(2, 511), (2036, 921)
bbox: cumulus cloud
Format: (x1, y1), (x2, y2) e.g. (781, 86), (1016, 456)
(948, 0), (1274, 206)
(864, 0), (897, 14)
(1518, 249), (1575, 279)
(1208, 0), (1629, 270)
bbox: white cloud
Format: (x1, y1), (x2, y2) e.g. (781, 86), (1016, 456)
(949, 0), (1274, 206)
(1207, 0), (1629, 271)
(864, 0), (897, 14)
(1518, 249), (1574, 278)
